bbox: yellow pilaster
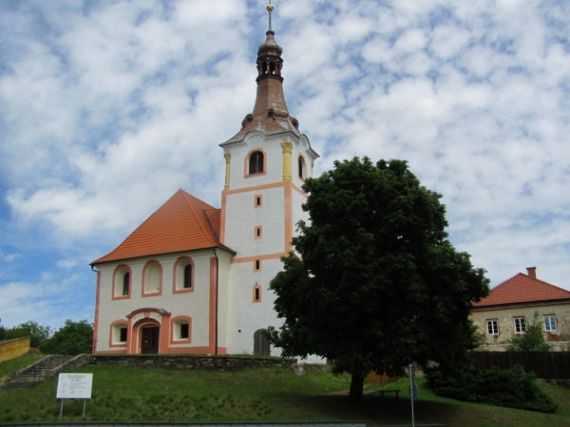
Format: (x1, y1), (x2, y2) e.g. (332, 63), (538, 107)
(281, 140), (293, 182)
(224, 152), (232, 190)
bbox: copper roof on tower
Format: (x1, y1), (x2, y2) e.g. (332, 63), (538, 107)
(92, 189), (233, 265)
(222, 27), (301, 145)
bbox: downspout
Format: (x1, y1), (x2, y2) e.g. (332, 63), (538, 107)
(90, 264), (98, 355)
(213, 248), (220, 356)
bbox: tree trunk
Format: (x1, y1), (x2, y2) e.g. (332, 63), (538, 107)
(349, 372), (364, 400)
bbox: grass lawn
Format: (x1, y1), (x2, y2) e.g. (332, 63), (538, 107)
(0, 357), (569, 426)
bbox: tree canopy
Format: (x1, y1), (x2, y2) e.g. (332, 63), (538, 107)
(269, 158), (489, 399)
(39, 320), (93, 355)
(3, 321), (50, 348)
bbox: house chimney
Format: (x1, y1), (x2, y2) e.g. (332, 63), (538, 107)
(526, 266), (536, 279)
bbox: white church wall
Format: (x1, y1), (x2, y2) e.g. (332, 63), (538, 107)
(94, 249), (217, 354)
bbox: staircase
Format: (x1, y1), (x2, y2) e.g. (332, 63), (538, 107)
(5, 354), (92, 387)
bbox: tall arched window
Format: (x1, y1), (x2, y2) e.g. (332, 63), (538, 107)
(142, 260), (162, 296)
(183, 264), (192, 289)
(173, 257), (194, 293)
(113, 265), (131, 299)
(249, 151), (264, 175)
(122, 272), (130, 296)
(298, 155), (306, 180)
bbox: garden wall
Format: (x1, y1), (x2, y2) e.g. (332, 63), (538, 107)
(0, 337), (30, 363)
(93, 354), (296, 370)
(470, 351), (570, 379)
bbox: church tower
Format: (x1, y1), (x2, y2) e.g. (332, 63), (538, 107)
(220, 2), (319, 354)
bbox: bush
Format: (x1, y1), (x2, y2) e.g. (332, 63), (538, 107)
(39, 320), (93, 355)
(426, 364), (557, 413)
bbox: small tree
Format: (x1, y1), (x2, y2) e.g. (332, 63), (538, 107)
(40, 320), (93, 355)
(269, 158), (489, 399)
(508, 312), (550, 352)
(4, 321), (51, 348)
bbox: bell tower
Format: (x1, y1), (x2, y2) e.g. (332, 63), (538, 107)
(220, 1), (318, 354)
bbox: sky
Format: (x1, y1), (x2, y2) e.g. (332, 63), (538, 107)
(0, 0), (569, 330)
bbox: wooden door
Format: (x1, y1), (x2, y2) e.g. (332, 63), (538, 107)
(141, 326), (159, 354)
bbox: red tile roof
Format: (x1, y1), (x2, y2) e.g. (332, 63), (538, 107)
(92, 189), (232, 265)
(473, 272), (570, 309)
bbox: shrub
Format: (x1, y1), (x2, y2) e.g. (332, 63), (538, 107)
(39, 320), (93, 355)
(426, 364), (557, 413)
(507, 312), (550, 352)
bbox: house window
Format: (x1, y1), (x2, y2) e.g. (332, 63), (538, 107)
(298, 155), (306, 180)
(180, 323), (189, 339)
(143, 261), (162, 296)
(486, 319), (499, 336)
(253, 283), (262, 303)
(254, 194), (263, 207)
(249, 151), (264, 175)
(254, 226), (262, 239)
(173, 257), (194, 293)
(113, 265), (131, 299)
(544, 315), (557, 332)
(171, 317), (192, 342)
(254, 259), (261, 271)
(514, 317), (526, 334)
(119, 327), (128, 342)
(110, 322), (128, 346)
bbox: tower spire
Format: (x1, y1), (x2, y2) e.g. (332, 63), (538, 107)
(267, 0), (274, 34)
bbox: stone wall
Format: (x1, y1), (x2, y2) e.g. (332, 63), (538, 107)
(0, 337), (30, 363)
(92, 354), (296, 370)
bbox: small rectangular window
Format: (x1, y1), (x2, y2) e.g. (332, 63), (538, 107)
(180, 323), (189, 339)
(544, 315), (557, 332)
(486, 319), (499, 336)
(254, 226), (262, 239)
(119, 327), (127, 343)
(514, 317), (526, 334)
(254, 259), (261, 271)
(254, 194), (263, 207)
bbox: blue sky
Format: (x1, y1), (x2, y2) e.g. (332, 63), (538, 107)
(0, 0), (569, 329)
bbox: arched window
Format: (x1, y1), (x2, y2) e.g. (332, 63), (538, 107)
(113, 265), (131, 299)
(142, 261), (162, 296)
(249, 151), (264, 175)
(183, 265), (192, 289)
(122, 272), (130, 296)
(173, 257), (194, 293)
(298, 155), (306, 180)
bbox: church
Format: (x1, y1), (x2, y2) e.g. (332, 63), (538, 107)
(90, 6), (318, 356)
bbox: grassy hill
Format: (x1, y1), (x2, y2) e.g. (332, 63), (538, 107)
(0, 356), (569, 426)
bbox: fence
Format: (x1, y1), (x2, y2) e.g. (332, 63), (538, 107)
(470, 351), (570, 379)
(0, 337), (31, 363)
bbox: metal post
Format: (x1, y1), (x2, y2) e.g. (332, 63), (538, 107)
(82, 399), (87, 419)
(409, 363), (415, 427)
(59, 399), (64, 421)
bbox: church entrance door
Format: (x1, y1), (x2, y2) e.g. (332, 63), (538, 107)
(141, 326), (159, 353)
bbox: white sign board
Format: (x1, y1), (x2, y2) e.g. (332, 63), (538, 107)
(56, 373), (93, 399)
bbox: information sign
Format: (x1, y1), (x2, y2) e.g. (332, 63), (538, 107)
(56, 373), (93, 399)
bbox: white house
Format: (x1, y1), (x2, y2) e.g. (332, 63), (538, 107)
(91, 15), (319, 356)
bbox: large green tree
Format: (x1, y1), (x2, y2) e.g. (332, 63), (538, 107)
(269, 158), (489, 399)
